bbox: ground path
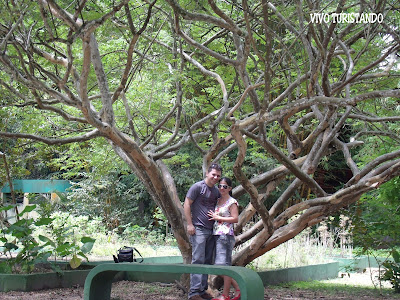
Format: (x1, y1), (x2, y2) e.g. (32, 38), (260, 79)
(0, 268), (399, 299)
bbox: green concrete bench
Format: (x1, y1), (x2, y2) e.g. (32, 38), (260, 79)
(83, 263), (264, 300)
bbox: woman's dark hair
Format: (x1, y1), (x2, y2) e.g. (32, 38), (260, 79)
(220, 177), (232, 186)
(220, 177), (233, 196)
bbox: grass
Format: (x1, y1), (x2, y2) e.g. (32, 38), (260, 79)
(239, 226), (349, 271)
(90, 239), (181, 259)
(269, 279), (400, 299)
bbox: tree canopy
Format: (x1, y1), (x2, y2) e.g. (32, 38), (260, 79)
(0, 0), (399, 265)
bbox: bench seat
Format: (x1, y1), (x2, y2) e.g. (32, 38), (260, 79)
(83, 263), (264, 300)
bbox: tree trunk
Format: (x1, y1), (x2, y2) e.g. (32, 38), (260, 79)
(110, 138), (192, 263)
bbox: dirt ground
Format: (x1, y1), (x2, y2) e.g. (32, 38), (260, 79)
(0, 269), (399, 300)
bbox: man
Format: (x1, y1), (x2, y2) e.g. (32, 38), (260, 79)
(184, 163), (222, 300)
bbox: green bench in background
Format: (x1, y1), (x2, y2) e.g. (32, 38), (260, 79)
(83, 263), (264, 300)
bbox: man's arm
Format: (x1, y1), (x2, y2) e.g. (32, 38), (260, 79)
(184, 197), (195, 235)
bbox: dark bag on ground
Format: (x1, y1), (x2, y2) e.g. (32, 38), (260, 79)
(113, 246), (143, 263)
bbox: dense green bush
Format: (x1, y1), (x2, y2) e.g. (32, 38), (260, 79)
(382, 249), (400, 292)
(59, 172), (155, 230)
(0, 205), (95, 273)
(350, 178), (400, 251)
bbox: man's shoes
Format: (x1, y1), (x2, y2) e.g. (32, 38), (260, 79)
(189, 295), (204, 300)
(201, 292), (214, 299)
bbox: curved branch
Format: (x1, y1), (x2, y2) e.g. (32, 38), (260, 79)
(333, 138), (359, 176)
(112, 1), (157, 104)
(346, 150), (400, 186)
(227, 82), (264, 120)
(245, 130), (326, 197)
(165, 0), (246, 37)
(348, 114), (400, 123)
(231, 123), (273, 233)
(241, 90), (400, 129)
(237, 159), (400, 266)
(353, 130), (400, 142)
(0, 130), (102, 145)
(331, 44), (400, 95)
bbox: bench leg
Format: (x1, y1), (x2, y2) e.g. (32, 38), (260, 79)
(84, 270), (119, 300)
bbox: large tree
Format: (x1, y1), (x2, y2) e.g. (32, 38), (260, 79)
(0, 0), (399, 266)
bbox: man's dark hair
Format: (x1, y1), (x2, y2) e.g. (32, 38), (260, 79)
(208, 163), (222, 173)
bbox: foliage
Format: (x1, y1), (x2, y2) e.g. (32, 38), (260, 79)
(32, 192), (178, 249)
(0, 204), (95, 273)
(35, 207), (96, 269)
(0, 205), (51, 273)
(46, 138), (124, 180)
(350, 179), (400, 251)
(119, 223), (176, 247)
(382, 249), (400, 293)
(342, 178), (400, 291)
(61, 172), (155, 230)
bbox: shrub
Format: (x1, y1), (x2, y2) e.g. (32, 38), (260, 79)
(0, 204), (95, 273)
(381, 249), (400, 293)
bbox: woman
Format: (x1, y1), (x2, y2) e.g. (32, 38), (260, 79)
(208, 177), (241, 300)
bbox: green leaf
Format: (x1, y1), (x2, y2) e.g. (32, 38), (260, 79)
(0, 205), (14, 212)
(38, 235), (56, 247)
(81, 236), (96, 244)
(392, 249), (400, 263)
(80, 241), (95, 254)
(33, 251), (52, 264)
(80, 236), (95, 253)
(18, 204), (37, 216)
(77, 251), (88, 261)
(34, 217), (54, 226)
(56, 243), (73, 256)
(4, 243), (18, 251)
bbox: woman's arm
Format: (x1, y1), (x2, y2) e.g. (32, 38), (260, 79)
(208, 203), (239, 223)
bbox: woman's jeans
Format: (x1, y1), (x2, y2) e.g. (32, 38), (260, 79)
(189, 226), (215, 298)
(214, 234), (235, 266)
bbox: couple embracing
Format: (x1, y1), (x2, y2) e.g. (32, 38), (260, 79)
(184, 163), (241, 300)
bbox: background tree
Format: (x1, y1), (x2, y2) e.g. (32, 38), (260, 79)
(0, 0), (399, 266)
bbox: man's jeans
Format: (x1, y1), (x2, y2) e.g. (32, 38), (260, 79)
(188, 226), (215, 298)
